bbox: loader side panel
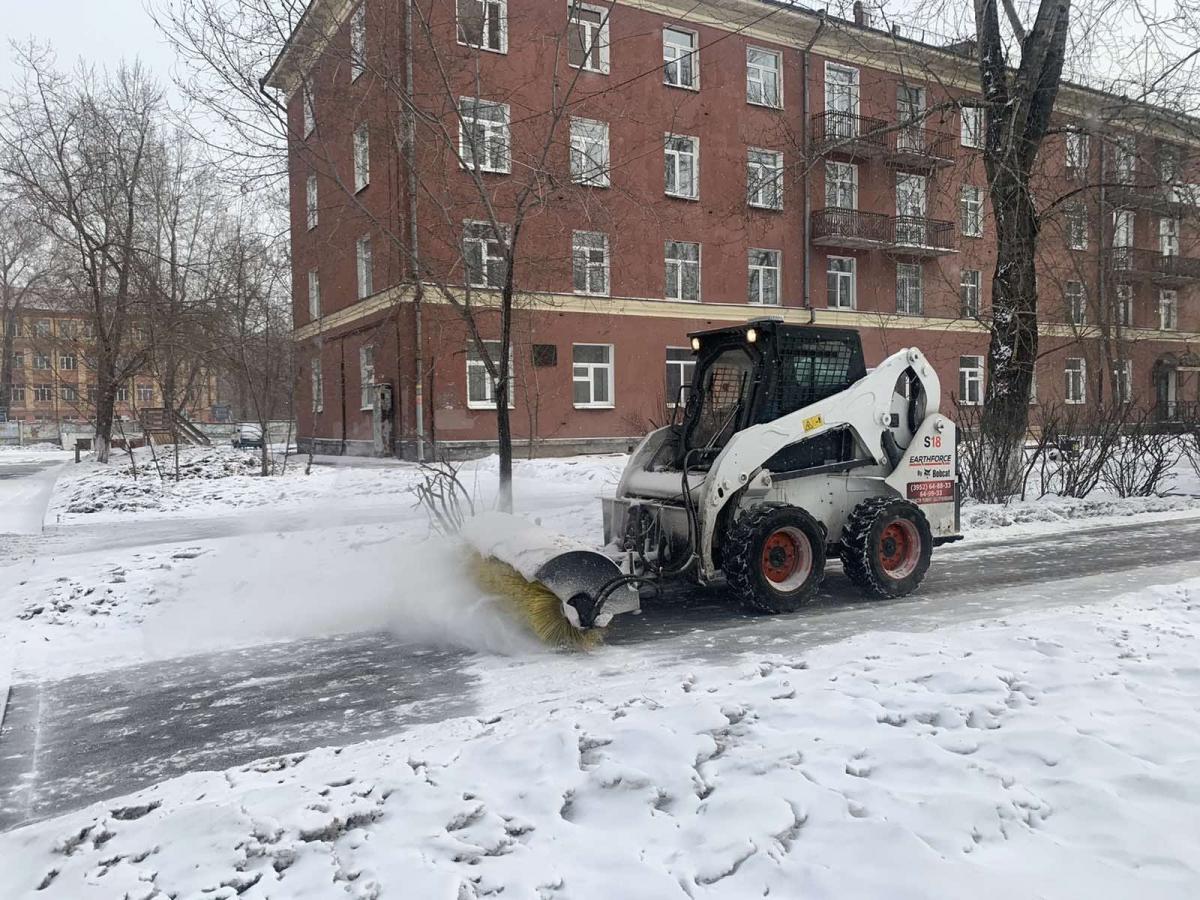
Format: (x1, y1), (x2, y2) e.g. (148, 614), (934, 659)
(883, 414), (959, 539)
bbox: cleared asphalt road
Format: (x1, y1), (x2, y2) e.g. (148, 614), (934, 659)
(2, 511), (1200, 831)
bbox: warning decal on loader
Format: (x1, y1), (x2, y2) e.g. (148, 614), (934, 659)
(803, 414), (824, 432)
(907, 480), (955, 504)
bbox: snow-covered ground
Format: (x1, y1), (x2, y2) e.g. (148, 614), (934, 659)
(3, 580), (1199, 898)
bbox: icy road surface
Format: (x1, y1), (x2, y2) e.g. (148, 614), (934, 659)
(3, 513), (1200, 831)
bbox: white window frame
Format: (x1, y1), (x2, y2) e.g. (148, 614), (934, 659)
(572, 231), (610, 296)
(306, 175), (318, 230)
(302, 83), (315, 137)
(350, 4), (366, 80)
(960, 185), (984, 237)
(35, 383), (55, 403)
(1116, 284), (1133, 327)
(961, 105), (983, 149)
(746, 47), (781, 108)
(59, 352), (76, 371)
(1160, 217), (1181, 257)
(960, 268), (981, 318)
(572, 343), (615, 408)
(665, 347), (695, 407)
(356, 235), (373, 299)
(463, 221), (509, 288)
(136, 383), (154, 405)
(308, 269), (321, 320)
(569, 117), (609, 187)
(311, 358), (324, 414)
(61, 385), (79, 403)
(665, 240), (700, 302)
(824, 63), (859, 138)
(896, 262), (923, 315)
(1066, 130), (1089, 171)
(1114, 136), (1136, 184)
(1066, 281), (1086, 325)
(825, 160), (858, 210)
(747, 148), (783, 210)
(359, 345), (375, 410)
(32, 352), (50, 371)
(827, 256), (855, 309)
(466, 340), (514, 409)
(567, 1), (610, 73)
(1113, 208), (1134, 248)
(458, 98), (511, 174)
(959, 355), (984, 406)
(1160, 289), (1178, 330)
(1067, 203), (1088, 250)
(353, 123), (370, 192)
(663, 27), (698, 89)
(1113, 360), (1133, 404)
(664, 133), (698, 199)
(1065, 358), (1086, 404)
(457, 0), (507, 53)
(747, 249), (781, 306)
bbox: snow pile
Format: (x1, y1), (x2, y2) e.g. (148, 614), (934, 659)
(4, 581), (1200, 899)
(962, 491), (1200, 538)
(0, 442), (67, 455)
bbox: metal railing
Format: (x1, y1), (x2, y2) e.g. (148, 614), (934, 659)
(1154, 400), (1200, 424)
(1107, 247), (1200, 282)
(811, 208), (956, 253)
(889, 215), (956, 251)
(812, 111), (888, 155)
(887, 125), (955, 166)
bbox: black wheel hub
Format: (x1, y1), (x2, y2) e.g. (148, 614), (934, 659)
(881, 536), (898, 557)
(767, 546), (788, 569)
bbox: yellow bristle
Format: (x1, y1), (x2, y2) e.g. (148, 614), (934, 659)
(466, 553), (603, 651)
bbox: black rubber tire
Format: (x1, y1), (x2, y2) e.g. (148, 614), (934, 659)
(840, 497), (932, 599)
(724, 505), (826, 613)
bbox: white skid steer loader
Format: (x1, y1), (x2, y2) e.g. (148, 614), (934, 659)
(462, 319), (961, 635)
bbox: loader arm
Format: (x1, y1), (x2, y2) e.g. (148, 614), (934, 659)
(696, 347), (948, 578)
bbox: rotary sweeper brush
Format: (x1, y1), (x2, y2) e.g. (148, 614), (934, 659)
(464, 320), (962, 646)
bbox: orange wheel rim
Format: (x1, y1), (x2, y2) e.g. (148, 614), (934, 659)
(878, 519), (920, 579)
(761, 527), (811, 589)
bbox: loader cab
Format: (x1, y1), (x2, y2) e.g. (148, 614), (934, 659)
(680, 320), (867, 464)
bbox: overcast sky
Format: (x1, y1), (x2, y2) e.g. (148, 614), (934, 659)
(1, 0), (177, 89)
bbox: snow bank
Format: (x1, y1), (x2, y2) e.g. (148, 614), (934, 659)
(4, 580), (1200, 898)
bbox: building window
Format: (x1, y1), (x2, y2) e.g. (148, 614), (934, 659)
(34, 383), (53, 403)
(748, 249), (780, 306)
(359, 345), (375, 410)
(308, 269), (321, 319)
(960, 268), (981, 317)
(896, 263), (923, 315)
(59, 352), (76, 371)
(61, 385), (78, 403)
(664, 240), (700, 301)
(466, 340), (513, 409)
(459, 98), (510, 173)
(827, 256), (855, 309)
(747, 148), (783, 209)
(350, 3), (366, 79)
(572, 344), (614, 408)
(353, 123), (370, 191)
(825, 160), (857, 209)
(746, 47), (781, 107)
(10, 351), (22, 369)
(824, 64), (859, 138)
(463, 221), (508, 287)
(1160, 289), (1178, 330)
(896, 84), (925, 150)
(1116, 284), (1133, 326)
(572, 231), (609, 296)
(306, 175), (318, 230)
(1113, 208), (1134, 248)
(1160, 217), (1180, 256)
(1067, 203), (1088, 250)
(665, 347), (694, 407)
(303, 83), (315, 137)
(310, 359), (324, 414)
(961, 105), (983, 148)
(457, 0), (506, 53)
(1066, 130), (1089, 171)
(1065, 358), (1086, 404)
(137, 383), (153, 404)
(356, 235), (373, 299)
(1113, 360), (1133, 404)
(960, 186), (984, 236)
(34, 319), (51, 338)
(32, 352), (50, 370)
(1066, 281), (1086, 325)
(663, 27), (698, 89)
(1114, 136), (1136, 184)
(568, 2), (609, 72)
(664, 134), (698, 199)
(569, 117), (609, 187)
(959, 355), (984, 405)
(1029, 365), (1038, 405)
(9, 386), (24, 405)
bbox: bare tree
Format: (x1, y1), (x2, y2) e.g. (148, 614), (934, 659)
(0, 197), (49, 420)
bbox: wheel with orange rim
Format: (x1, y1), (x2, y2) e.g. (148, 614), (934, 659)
(840, 498), (932, 599)
(725, 506), (826, 613)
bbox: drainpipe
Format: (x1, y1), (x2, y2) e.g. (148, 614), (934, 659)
(801, 13), (826, 320)
(404, 0), (426, 462)
(1098, 139), (1109, 405)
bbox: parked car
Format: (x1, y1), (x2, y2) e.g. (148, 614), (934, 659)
(231, 423), (264, 449)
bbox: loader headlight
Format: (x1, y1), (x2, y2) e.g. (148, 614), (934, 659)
(690, 337), (701, 352)
(746, 327), (758, 344)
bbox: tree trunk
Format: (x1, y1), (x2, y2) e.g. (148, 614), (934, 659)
(0, 306), (16, 418)
(94, 365), (117, 463)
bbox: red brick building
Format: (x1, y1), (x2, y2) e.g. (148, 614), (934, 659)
(266, 0), (1200, 457)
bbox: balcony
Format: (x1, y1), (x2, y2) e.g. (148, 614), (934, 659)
(1154, 400), (1200, 425)
(885, 125), (955, 170)
(811, 208), (957, 256)
(1108, 181), (1200, 217)
(811, 112), (887, 160)
(1107, 247), (1200, 285)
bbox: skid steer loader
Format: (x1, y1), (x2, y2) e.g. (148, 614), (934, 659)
(462, 319), (961, 635)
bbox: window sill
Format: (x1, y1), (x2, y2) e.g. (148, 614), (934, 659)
(568, 62), (609, 76)
(467, 403), (516, 411)
(573, 403), (615, 410)
(572, 179), (611, 189)
(665, 191), (698, 201)
(574, 290), (611, 298)
(665, 297), (701, 303)
(747, 99), (783, 111)
(748, 202), (783, 212)
(457, 39), (508, 55)
(664, 80), (700, 92)
(355, 184), (369, 194)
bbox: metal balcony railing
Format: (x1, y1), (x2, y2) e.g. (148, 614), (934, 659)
(886, 125), (955, 169)
(889, 215), (957, 254)
(1107, 247), (1200, 284)
(811, 111), (887, 158)
(1155, 400), (1200, 424)
(811, 209), (956, 255)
